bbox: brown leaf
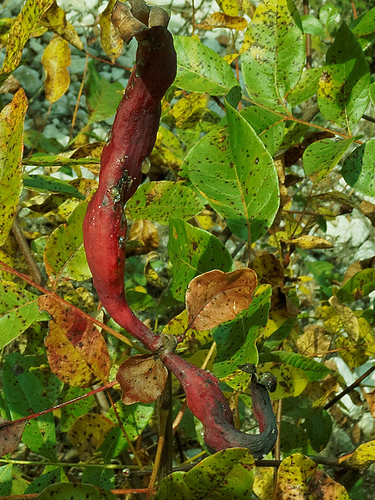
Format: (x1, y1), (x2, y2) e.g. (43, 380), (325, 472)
(365, 388), (375, 419)
(39, 295), (110, 387)
(186, 268), (257, 331)
(116, 354), (168, 405)
(308, 468), (350, 499)
(0, 418), (25, 457)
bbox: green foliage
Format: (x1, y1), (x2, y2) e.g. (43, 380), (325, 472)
(0, 0), (375, 498)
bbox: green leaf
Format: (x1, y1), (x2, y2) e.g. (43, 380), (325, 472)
(23, 175), (85, 200)
(317, 23), (371, 131)
(305, 409), (332, 453)
(156, 448), (255, 500)
(213, 285), (271, 391)
(0, 281), (49, 349)
(37, 483), (118, 499)
(168, 218), (233, 301)
(125, 181), (204, 224)
(173, 36), (238, 95)
(341, 139), (375, 197)
(371, 82), (375, 106)
(3, 353), (57, 459)
(240, 106), (285, 156)
(336, 269), (375, 303)
(25, 155), (100, 168)
(0, 89), (27, 245)
(185, 103), (279, 242)
(44, 201), (92, 282)
(0, 464), (12, 495)
(0, 0), (54, 77)
(301, 15), (325, 38)
(85, 60), (124, 124)
(242, 0), (305, 109)
(351, 7), (375, 47)
(319, 3), (340, 32)
(303, 137), (355, 184)
(259, 351), (330, 381)
(25, 468), (62, 494)
(287, 67), (323, 108)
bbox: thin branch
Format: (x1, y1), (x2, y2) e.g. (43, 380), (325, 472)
(303, 0), (312, 69)
(11, 218), (43, 286)
(324, 365), (375, 411)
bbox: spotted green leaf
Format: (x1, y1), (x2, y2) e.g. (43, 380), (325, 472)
(44, 200), (91, 282)
(318, 23), (371, 131)
(185, 102), (279, 242)
(0, 282), (49, 349)
(341, 138), (375, 197)
(303, 137), (355, 184)
(156, 448), (255, 500)
(37, 482), (118, 499)
(168, 218), (233, 301)
(213, 285), (271, 391)
(173, 36), (238, 95)
(242, 0), (305, 109)
(126, 181), (204, 224)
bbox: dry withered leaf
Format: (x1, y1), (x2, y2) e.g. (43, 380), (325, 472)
(116, 353), (168, 405)
(0, 418), (26, 457)
(39, 295), (110, 387)
(365, 388), (375, 419)
(186, 268), (257, 331)
(127, 219), (159, 256)
(197, 12), (248, 31)
(308, 468), (350, 499)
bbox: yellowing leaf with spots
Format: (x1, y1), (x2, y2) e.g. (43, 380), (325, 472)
(277, 453), (316, 498)
(186, 268), (257, 330)
(216, 0), (239, 16)
(241, 0), (305, 109)
(68, 414), (115, 461)
(39, 295), (110, 387)
(0, 89), (27, 245)
(170, 93), (208, 129)
(338, 440), (375, 469)
(1, 0), (54, 78)
(308, 468), (350, 499)
(257, 362), (308, 399)
(42, 36), (71, 103)
(100, 0), (123, 62)
(163, 310), (212, 353)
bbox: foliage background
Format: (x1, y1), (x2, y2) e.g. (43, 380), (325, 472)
(1, 0), (375, 498)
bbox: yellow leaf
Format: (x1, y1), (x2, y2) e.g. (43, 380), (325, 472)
(170, 93), (208, 129)
(1, 0), (54, 76)
(100, 0), (123, 62)
(197, 12), (248, 31)
(163, 310), (212, 353)
(258, 362), (309, 399)
(0, 89), (27, 245)
(287, 235), (333, 249)
(42, 35), (71, 103)
(41, 1), (84, 51)
(339, 440), (375, 469)
(216, 0), (239, 16)
(251, 251), (284, 287)
(278, 453), (316, 497)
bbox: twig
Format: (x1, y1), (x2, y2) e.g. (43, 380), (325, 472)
(303, 0), (312, 69)
(158, 371), (173, 479)
(11, 218), (43, 286)
(324, 365), (375, 410)
(363, 114), (375, 124)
